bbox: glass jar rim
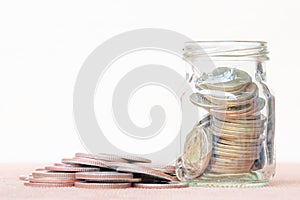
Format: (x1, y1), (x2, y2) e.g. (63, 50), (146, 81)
(183, 40), (268, 61)
(185, 40), (266, 45)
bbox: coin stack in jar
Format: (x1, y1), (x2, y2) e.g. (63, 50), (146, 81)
(189, 67), (266, 176)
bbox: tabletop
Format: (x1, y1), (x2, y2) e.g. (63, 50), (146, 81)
(1, 163), (299, 200)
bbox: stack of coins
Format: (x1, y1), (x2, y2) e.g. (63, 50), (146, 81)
(189, 67), (266, 175)
(20, 152), (188, 189)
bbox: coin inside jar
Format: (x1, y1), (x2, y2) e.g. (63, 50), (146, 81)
(181, 67), (267, 179)
(196, 67), (252, 91)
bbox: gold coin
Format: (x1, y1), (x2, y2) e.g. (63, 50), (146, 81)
(214, 142), (262, 152)
(209, 161), (252, 171)
(220, 114), (266, 125)
(212, 149), (259, 160)
(211, 102), (253, 115)
(210, 157), (254, 165)
(214, 137), (264, 147)
(210, 129), (262, 140)
(212, 122), (264, 135)
(211, 97), (265, 117)
(212, 117), (265, 130)
(197, 81), (250, 94)
(210, 160), (253, 169)
(212, 122), (264, 134)
(214, 146), (259, 156)
(208, 167), (250, 174)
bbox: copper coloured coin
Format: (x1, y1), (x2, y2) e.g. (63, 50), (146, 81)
(76, 171), (137, 183)
(32, 171), (76, 179)
(19, 175), (31, 181)
(62, 157), (108, 168)
(106, 162), (141, 170)
(116, 166), (173, 181)
(28, 177), (77, 183)
(83, 177), (141, 183)
(45, 165), (100, 172)
(75, 152), (128, 163)
(133, 182), (188, 189)
(80, 178), (141, 183)
(74, 182), (131, 189)
(24, 182), (74, 187)
(35, 168), (46, 171)
(54, 163), (81, 167)
(212, 117), (265, 129)
(118, 155), (152, 163)
(76, 171), (133, 180)
(135, 163), (175, 175)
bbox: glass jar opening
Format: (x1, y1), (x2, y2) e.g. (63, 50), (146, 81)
(184, 41), (269, 61)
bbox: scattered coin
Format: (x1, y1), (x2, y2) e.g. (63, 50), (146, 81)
(75, 152), (127, 163)
(21, 153), (182, 189)
(19, 175), (30, 181)
(61, 157), (108, 168)
(133, 182), (188, 189)
(116, 166), (173, 182)
(76, 171), (133, 180)
(45, 165), (100, 172)
(54, 163), (81, 167)
(105, 161), (141, 170)
(119, 154), (152, 163)
(190, 93), (225, 109)
(74, 182), (131, 189)
(28, 177), (77, 183)
(24, 182), (74, 187)
(135, 163), (175, 175)
(32, 171), (76, 179)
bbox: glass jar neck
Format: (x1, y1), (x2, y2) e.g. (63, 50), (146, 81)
(183, 41), (269, 62)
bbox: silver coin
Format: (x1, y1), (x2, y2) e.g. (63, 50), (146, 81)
(203, 83), (258, 105)
(197, 67), (252, 91)
(190, 93), (225, 109)
(182, 121), (212, 177)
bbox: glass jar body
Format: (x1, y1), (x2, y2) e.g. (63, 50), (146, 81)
(176, 41), (275, 187)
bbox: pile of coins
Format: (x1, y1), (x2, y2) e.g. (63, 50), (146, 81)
(183, 67), (266, 178)
(20, 152), (188, 189)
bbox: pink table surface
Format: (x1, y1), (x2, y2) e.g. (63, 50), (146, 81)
(1, 163), (299, 200)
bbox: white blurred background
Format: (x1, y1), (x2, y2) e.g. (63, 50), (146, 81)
(0, 0), (299, 162)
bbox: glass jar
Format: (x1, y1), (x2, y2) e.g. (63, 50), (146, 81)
(176, 41), (275, 187)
